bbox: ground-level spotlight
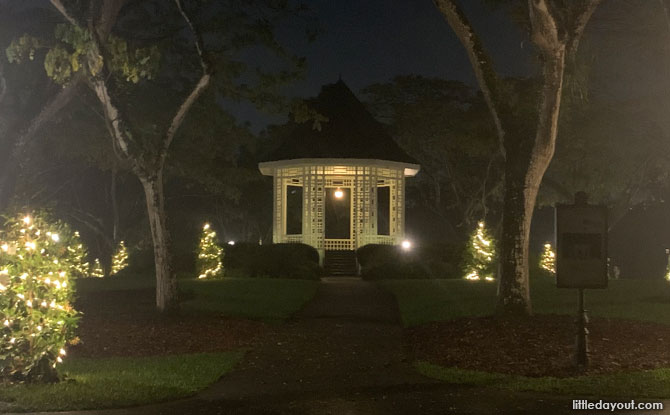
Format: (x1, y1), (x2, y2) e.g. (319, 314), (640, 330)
(227, 241), (235, 246)
(401, 240), (412, 251)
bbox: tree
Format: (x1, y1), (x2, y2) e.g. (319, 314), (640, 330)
(432, 0), (602, 315)
(363, 75), (503, 237)
(8, 0), (313, 312)
(463, 221), (496, 281)
(196, 223), (223, 279)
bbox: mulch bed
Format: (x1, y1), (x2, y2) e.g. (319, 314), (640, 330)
(407, 315), (670, 378)
(69, 289), (266, 358)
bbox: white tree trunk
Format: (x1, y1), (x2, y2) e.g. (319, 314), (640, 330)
(140, 172), (178, 312)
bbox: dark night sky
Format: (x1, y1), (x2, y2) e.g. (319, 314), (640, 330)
(228, 0), (534, 130)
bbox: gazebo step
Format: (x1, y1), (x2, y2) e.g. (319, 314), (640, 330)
(324, 250), (358, 276)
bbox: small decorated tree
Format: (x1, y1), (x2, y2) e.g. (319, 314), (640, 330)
(90, 259), (104, 278)
(66, 231), (89, 279)
(110, 241), (129, 276)
(197, 223), (223, 279)
(540, 242), (556, 276)
(463, 221), (496, 281)
(0, 213), (80, 382)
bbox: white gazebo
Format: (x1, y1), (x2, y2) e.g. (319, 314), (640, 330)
(259, 80), (420, 264)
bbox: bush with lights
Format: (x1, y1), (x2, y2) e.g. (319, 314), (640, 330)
(65, 231), (89, 279)
(110, 241), (129, 276)
(0, 213), (80, 383)
(462, 221), (496, 281)
(90, 258), (104, 278)
(197, 223), (223, 279)
(540, 242), (556, 276)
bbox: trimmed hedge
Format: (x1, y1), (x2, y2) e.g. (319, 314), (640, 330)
(225, 243), (322, 280)
(356, 243), (464, 280)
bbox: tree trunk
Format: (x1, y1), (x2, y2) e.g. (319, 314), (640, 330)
(139, 172), (178, 313)
(497, 49), (566, 316)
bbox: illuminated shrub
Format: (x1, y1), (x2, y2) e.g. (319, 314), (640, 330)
(90, 258), (104, 278)
(66, 231), (89, 279)
(110, 241), (129, 276)
(540, 242), (556, 275)
(462, 221), (496, 281)
(0, 213), (80, 383)
(197, 223), (223, 279)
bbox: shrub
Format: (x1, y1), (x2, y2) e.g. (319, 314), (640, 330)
(0, 213), (80, 383)
(226, 243), (321, 280)
(196, 224), (223, 279)
(356, 243), (464, 280)
(461, 221), (496, 281)
(110, 241), (129, 276)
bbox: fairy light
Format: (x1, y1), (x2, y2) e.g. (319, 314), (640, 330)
(540, 242), (556, 275)
(110, 241), (129, 276)
(0, 212), (80, 381)
(464, 221), (496, 282)
(90, 259), (104, 278)
(197, 223), (223, 279)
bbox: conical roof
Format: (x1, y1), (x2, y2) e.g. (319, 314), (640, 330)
(263, 80), (417, 164)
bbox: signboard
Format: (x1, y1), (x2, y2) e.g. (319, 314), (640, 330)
(555, 204), (608, 289)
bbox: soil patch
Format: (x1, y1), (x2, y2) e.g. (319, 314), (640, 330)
(70, 288), (265, 358)
(407, 314), (670, 377)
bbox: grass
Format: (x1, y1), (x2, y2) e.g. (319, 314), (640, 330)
(75, 275), (319, 322)
(179, 278), (319, 321)
(0, 351), (243, 413)
(417, 361), (670, 398)
(378, 275), (670, 326)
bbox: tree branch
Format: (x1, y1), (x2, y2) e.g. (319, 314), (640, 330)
(158, 0), (212, 168)
(49, 0), (78, 26)
(97, 0), (129, 40)
(566, 0), (603, 58)
(432, 0), (506, 159)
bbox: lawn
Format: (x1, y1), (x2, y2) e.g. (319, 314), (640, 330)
(0, 352), (242, 413)
(75, 275), (319, 321)
(378, 275), (670, 327)
(180, 278), (319, 321)
(417, 361), (670, 399)
(0, 276), (320, 412)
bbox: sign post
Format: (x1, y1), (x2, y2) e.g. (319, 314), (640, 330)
(555, 192), (608, 369)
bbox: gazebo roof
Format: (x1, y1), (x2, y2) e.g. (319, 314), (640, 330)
(262, 80), (418, 165)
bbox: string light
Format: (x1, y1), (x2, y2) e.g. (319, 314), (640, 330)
(464, 221), (496, 282)
(0, 212), (80, 382)
(197, 223), (223, 279)
(540, 242), (556, 275)
(90, 259), (104, 278)
(110, 241), (129, 276)
(66, 231), (89, 278)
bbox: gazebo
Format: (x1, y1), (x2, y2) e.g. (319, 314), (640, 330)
(259, 80), (420, 268)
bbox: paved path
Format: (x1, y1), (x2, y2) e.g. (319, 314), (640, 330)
(15, 278), (670, 414)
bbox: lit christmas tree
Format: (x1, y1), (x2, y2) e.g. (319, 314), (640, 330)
(197, 223), (223, 279)
(90, 258), (104, 278)
(463, 221), (496, 281)
(110, 241), (129, 276)
(540, 242), (556, 275)
(66, 231), (89, 279)
(0, 213), (80, 382)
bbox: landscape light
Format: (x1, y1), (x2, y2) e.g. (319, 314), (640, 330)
(227, 241), (235, 246)
(334, 188), (344, 199)
(401, 240), (412, 250)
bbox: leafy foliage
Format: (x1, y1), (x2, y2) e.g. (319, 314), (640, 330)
(0, 213), (80, 383)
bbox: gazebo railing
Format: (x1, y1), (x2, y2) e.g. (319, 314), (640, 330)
(324, 239), (354, 251)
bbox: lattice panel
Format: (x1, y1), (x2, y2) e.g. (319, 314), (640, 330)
(269, 163), (409, 255)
